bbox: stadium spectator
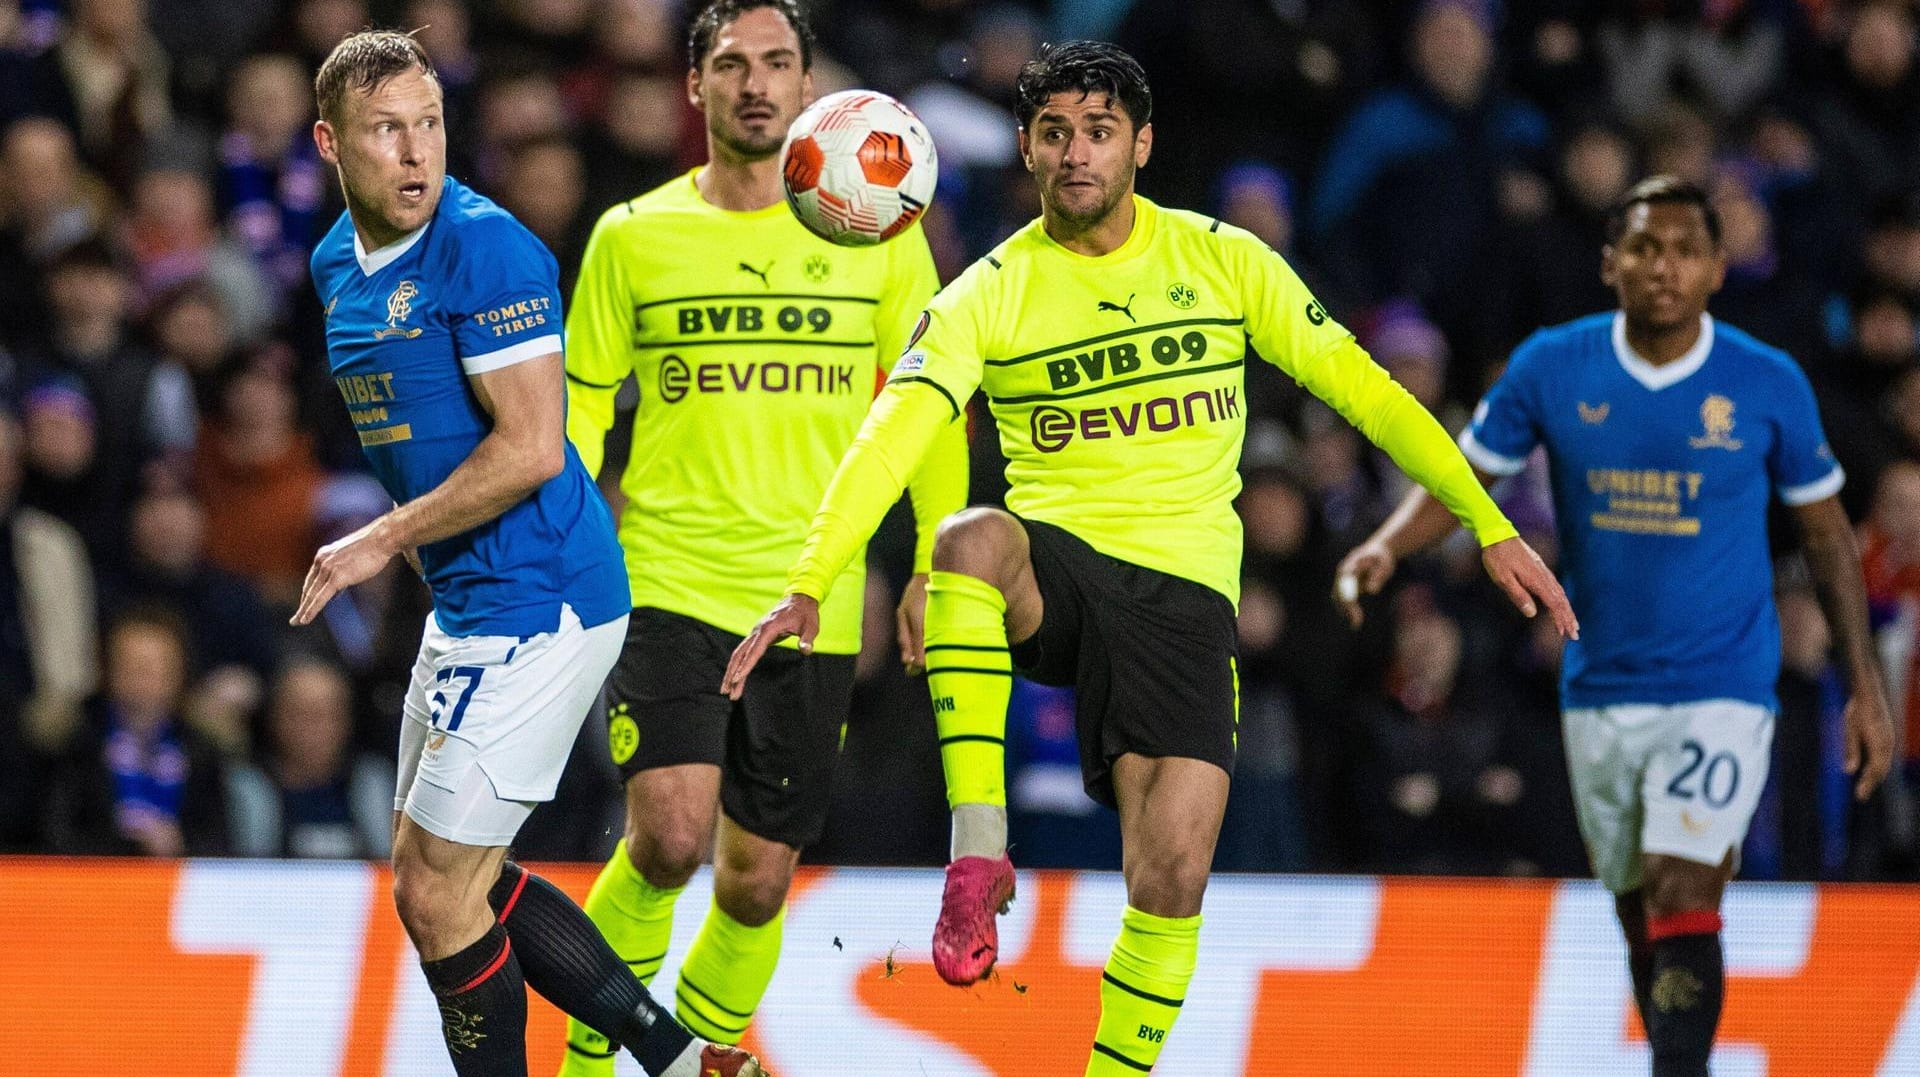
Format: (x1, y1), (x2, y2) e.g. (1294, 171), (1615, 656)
(0, 407), (98, 849)
(113, 486), (279, 687)
(218, 53), (328, 297)
(495, 133), (590, 289)
(41, 0), (174, 191)
(21, 240), (192, 560)
(147, 277), (234, 407)
(226, 657), (393, 858)
(124, 166), (275, 342)
(1707, 160), (1827, 358)
(1347, 593), (1520, 875)
(36, 606), (229, 856)
(1815, 288), (1918, 511)
(1115, 0), (1349, 212)
(1803, 0), (1920, 212)
(0, 117), (107, 347)
(577, 69), (685, 217)
(192, 350), (325, 609)
(1310, 0), (1550, 341)
(1596, 0), (1785, 126)
(1483, 120), (1633, 357)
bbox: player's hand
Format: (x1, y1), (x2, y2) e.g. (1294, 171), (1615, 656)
(1843, 688), (1896, 801)
(723, 593), (821, 700)
(1481, 536), (1579, 640)
(1333, 539), (1398, 628)
(897, 572), (930, 675)
(291, 518), (398, 626)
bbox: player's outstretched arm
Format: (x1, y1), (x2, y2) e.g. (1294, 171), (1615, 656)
(1794, 495), (1895, 800)
(722, 378), (959, 697)
(1335, 477), (1480, 626)
(292, 352), (567, 625)
(1334, 470), (1575, 639)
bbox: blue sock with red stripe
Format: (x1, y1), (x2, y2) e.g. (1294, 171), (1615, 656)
(421, 921), (528, 1076)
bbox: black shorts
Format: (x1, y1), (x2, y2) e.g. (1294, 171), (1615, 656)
(605, 607), (856, 848)
(1010, 518), (1239, 808)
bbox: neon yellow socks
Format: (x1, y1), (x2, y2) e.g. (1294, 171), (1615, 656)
(924, 570), (1013, 815)
(1085, 906), (1201, 1076)
(559, 840), (683, 1075)
(674, 901), (785, 1046)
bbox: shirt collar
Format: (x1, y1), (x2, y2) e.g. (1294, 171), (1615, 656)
(1611, 311), (1714, 391)
(354, 220), (430, 276)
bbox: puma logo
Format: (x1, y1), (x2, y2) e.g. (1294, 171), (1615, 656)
(738, 261), (772, 287)
(1097, 293), (1136, 322)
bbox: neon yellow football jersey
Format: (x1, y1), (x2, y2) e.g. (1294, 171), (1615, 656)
(787, 196), (1515, 607)
(566, 169), (954, 654)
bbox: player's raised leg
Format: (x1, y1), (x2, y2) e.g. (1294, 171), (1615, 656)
(924, 507), (1045, 985)
(1086, 754), (1225, 1076)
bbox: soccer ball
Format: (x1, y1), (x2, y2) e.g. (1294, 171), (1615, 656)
(782, 89), (937, 247)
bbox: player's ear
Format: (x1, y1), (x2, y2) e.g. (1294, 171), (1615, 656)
(686, 66), (703, 110)
(1134, 121), (1153, 168)
(1599, 244), (1618, 289)
(801, 68), (815, 109)
(1017, 126), (1033, 173)
(313, 119), (338, 166)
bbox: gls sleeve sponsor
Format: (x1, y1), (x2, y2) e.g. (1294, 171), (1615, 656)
(1229, 225), (1352, 378)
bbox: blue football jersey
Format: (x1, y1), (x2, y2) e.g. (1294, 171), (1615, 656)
(311, 177), (628, 637)
(1462, 313), (1843, 710)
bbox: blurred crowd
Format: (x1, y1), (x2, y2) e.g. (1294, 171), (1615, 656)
(0, 0), (1917, 882)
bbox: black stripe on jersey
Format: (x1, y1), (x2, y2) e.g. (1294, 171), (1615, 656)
(1209, 217), (1221, 233)
(985, 255), (1002, 269)
(566, 371), (625, 390)
(890, 375), (961, 418)
(633, 292), (880, 310)
(990, 358), (1245, 406)
(632, 338), (876, 349)
(567, 1042), (619, 1059)
(938, 734), (1007, 747)
(985, 317), (1245, 367)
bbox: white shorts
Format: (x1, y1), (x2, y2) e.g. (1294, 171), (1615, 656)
(1563, 699), (1774, 893)
(395, 604), (626, 847)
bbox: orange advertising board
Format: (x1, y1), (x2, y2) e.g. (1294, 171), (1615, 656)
(2, 859), (1915, 1075)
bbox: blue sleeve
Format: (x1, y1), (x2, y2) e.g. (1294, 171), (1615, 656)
(1459, 334), (1545, 476)
(450, 216), (564, 375)
(1768, 357), (1845, 506)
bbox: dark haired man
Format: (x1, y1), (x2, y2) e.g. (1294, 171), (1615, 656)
(301, 29), (767, 1077)
(559, 0), (963, 1069)
(1338, 175), (1894, 1076)
(725, 40), (1570, 1075)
